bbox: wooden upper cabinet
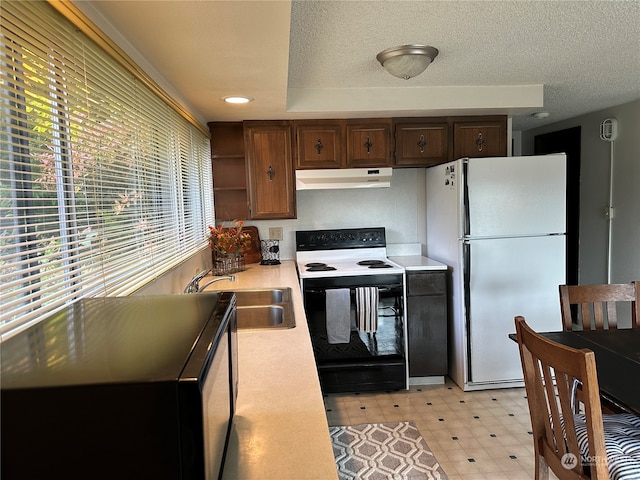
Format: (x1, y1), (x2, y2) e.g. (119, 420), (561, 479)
(346, 119), (392, 167)
(244, 121), (296, 219)
(394, 120), (449, 167)
(295, 120), (344, 169)
(452, 117), (507, 159)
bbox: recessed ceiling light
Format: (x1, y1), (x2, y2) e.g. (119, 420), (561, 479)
(223, 96), (253, 104)
(532, 111), (550, 119)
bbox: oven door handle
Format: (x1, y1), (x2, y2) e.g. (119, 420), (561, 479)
(304, 285), (402, 294)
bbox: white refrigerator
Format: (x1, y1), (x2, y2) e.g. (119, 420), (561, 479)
(426, 154), (567, 391)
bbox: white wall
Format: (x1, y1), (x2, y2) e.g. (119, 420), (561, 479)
(520, 99), (640, 284)
(246, 168), (427, 260)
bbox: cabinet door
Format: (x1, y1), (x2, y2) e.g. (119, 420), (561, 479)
(406, 271), (448, 377)
(295, 121), (344, 169)
(244, 123), (296, 219)
(453, 119), (507, 159)
(394, 121), (449, 167)
(346, 120), (392, 167)
(407, 294), (448, 376)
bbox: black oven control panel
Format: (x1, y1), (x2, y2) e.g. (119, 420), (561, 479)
(296, 227), (386, 251)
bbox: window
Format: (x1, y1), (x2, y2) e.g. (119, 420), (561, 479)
(0, 1), (213, 338)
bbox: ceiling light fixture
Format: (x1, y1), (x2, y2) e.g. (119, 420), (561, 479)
(532, 111), (550, 119)
(223, 96), (253, 104)
(376, 44), (439, 80)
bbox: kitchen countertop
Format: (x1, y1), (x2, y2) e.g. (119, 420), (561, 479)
(389, 255), (448, 271)
(202, 260), (338, 480)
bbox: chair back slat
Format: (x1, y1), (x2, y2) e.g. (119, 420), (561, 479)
(606, 302), (618, 328)
(592, 301), (606, 329)
(579, 302), (593, 329)
(560, 282), (640, 331)
(515, 316), (609, 479)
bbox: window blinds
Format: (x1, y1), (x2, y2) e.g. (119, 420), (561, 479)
(0, 1), (214, 338)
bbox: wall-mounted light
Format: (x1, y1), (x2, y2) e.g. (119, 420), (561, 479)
(223, 96), (253, 104)
(376, 44), (439, 80)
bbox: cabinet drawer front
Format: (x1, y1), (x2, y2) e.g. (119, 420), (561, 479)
(407, 272), (447, 296)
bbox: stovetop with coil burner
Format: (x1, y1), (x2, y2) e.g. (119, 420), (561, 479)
(302, 260), (395, 271)
(304, 263), (337, 272)
(295, 227), (405, 279)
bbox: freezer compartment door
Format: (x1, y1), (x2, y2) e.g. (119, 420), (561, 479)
(465, 154), (566, 237)
(426, 159), (462, 266)
(466, 235), (565, 385)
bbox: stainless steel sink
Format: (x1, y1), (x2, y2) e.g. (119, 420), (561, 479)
(234, 288), (295, 330)
(237, 306), (288, 329)
(235, 288), (287, 307)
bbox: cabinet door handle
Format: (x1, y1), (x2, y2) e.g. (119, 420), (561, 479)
(364, 136), (373, 154)
(315, 139), (323, 155)
(267, 164), (274, 181)
(417, 134), (426, 154)
(476, 132), (484, 152)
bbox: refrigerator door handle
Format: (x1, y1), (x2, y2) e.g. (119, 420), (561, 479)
(463, 241), (471, 320)
(462, 160), (471, 237)
(464, 232), (566, 241)
(462, 240), (472, 381)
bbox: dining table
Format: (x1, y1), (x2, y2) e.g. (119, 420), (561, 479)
(511, 328), (640, 416)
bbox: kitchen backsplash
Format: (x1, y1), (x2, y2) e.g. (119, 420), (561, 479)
(134, 248), (212, 296)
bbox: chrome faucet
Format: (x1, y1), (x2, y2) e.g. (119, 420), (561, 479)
(184, 269), (235, 293)
(199, 275), (235, 292)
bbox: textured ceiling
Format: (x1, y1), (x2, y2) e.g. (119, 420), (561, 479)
(81, 0), (640, 131)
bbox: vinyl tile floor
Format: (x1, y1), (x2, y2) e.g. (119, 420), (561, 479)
(324, 377), (559, 480)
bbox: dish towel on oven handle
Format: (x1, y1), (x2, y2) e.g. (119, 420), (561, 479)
(325, 288), (351, 344)
(356, 287), (379, 333)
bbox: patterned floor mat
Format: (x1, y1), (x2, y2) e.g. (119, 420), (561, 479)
(329, 421), (448, 480)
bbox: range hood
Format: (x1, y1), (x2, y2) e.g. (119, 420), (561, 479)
(295, 168), (393, 190)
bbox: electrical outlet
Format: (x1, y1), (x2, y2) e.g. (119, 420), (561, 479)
(268, 227), (283, 241)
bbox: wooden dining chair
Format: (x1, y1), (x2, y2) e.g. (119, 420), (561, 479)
(559, 282), (640, 331)
(559, 282), (640, 414)
(515, 316), (640, 480)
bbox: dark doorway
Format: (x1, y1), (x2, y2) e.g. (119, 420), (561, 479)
(534, 127), (580, 286)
